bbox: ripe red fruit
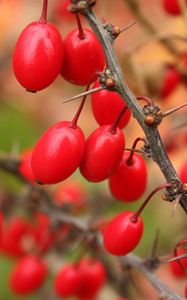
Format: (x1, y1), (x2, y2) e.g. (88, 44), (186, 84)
(1, 216), (31, 257)
(18, 149), (35, 183)
(54, 0), (74, 22)
(103, 211), (144, 256)
(54, 264), (82, 297)
(169, 248), (187, 279)
(109, 152), (147, 202)
(162, 0), (187, 15)
(61, 28), (105, 85)
(13, 21), (64, 91)
(160, 66), (181, 98)
(80, 125), (125, 182)
(31, 121), (85, 184)
(10, 255), (47, 295)
(91, 81), (131, 128)
(76, 258), (106, 298)
(54, 180), (87, 209)
(184, 284), (187, 297)
(179, 160), (187, 183)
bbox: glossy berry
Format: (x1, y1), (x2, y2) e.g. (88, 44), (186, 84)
(61, 28), (105, 85)
(54, 180), (87, 209)
(162, 0), (187, 15)
(31, 121), (85, 184)
(109, 152), (147, 202)
(91, 81), (131, 128)
(103, 211), (143, 256)
(10, 255), (47, 295)
(13, 21), (64, 92)
(76, 258), (106, 298)
(18, 149), (35, 183)
(160, 66), (181, 98)
(54, 264), (82, 297)
(80, 125), (125, 182)
(179, 160), (187, 183)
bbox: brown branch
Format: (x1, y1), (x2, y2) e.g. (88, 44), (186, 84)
(82, 6), (187, 213)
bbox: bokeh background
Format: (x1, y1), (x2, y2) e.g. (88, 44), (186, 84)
(0, 0), (187, 299)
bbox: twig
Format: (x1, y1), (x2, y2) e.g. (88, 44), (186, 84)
(121, 254), (186, 300)
(82, 6), (187, 212)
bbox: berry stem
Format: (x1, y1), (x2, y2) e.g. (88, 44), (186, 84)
(39, 0), (48, 23)
(120, 21), (136, 34)
(75, 14), (85, 40)
(70, 84), (91, 128)
(109, 106), (128, 134)
(130, 183), (172, 223)
(126, 137), (146, 165)
(137, 96), (154, 106)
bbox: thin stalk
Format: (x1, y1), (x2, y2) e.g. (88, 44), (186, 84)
(75, 14), (85, 39)
(126, 137), (146, 165)
(137, 95), (154, 106)
(39, 0), (48, 22)
(109, 106), (128, 134)
(70, 83), (91, 128)
(130, 183), (172, 223)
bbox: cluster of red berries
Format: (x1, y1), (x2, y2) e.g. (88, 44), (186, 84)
(12, 0), (150, 262)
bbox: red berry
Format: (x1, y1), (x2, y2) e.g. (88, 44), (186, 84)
(61, 28), (105, 85)
(179, 160), (187, 183)
(31, 121), (85, 184)
(160, 66), (181, 98)
(76, 258), (106, 298)
(109, 152), (147, 202)
(1, 216), (31, 257)
(10, 255), (47, 295)
(13, 21), (64, 92)
(0, 212), (4, 249)
(18, 149), (35, 183)
(54, 0), (74, 22)
(54, 264), (82, 297)
(103, 211), (144, 256)
(54, 180), (87, 209)
(169, 249), (187, 279)
(91, 81), (131, 128)
(162, 0), (186, 15)
(184, 284), (187, 297)
(80, 125), (125, 182)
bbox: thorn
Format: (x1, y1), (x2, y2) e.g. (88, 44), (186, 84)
(63, 86), (104, 103)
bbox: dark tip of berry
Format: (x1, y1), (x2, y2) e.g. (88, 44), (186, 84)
(26, 89), (37, 93)
(35, 179), (44, 185)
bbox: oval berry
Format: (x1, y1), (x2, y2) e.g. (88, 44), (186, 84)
(61, 28), (105, 85)
(9, 255), (47, 295)
(103, 211), (144, 256)
(160, 66), (181, 99)
(80, 125), (125, 182)
(13, 21), (64, 92)
(54, 180), (87, 209)
(31, 121), (85, 184)
(162, 0), (185, 15)
(109, 152), (147, 202)
(18, 149), (35, 183)
(91, 81), (131, 128)
(179, 160), (187, 183)
(54, 264), (82, 297)
(76, 258), (106, 298)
